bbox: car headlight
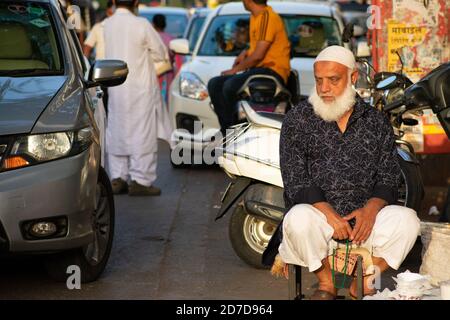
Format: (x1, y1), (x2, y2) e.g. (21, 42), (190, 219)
(179, 72), (209, 100)
(2, 127), (93, 171)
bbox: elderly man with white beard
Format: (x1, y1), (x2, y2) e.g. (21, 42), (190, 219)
(262, 46), (421, 300)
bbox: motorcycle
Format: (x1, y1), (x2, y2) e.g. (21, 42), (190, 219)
(383, 62), (450, 222)
(356, 55), (425, 211)
(215, 66), (425, 269)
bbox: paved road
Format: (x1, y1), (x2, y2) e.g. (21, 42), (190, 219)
(0, 142), (421, 300)
(0, 142), (289, 299)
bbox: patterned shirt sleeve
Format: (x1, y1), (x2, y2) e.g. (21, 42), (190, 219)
(280, 107), (326, 209)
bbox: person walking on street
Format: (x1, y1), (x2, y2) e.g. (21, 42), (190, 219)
(83, 1), (114, 114)
(83, 0), (114, 60)
(104, 0), (168, 196)
(152, 14), (175, 106)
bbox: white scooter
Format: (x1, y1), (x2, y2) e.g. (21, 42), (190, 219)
(215, 98), (287, 269)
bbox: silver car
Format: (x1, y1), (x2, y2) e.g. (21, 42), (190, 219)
(0, 0), (128, 282)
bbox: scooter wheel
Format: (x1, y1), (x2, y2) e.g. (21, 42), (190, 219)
(229, 205), (276, 269)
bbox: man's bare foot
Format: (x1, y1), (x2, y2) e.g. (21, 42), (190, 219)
(317, 282), (337, 296)
(349, 277), (376, 298)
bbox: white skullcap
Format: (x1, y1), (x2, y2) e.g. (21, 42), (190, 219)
(314, 45), (356, 70)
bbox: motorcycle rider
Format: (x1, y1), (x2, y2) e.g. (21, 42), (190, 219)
(263, 46), (421, 300)
(207, 0), (291, 135)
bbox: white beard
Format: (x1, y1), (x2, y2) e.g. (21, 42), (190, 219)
(308, 84), (356, 122)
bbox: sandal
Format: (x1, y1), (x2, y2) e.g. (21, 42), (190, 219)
(310, 289), (337, 300)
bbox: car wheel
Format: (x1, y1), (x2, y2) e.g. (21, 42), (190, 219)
(229, 205), (276, 269)
(44, 167), (115, 283)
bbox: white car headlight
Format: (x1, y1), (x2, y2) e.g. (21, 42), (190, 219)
(2, 127), (93, 171)
(25, 132), (74, 161)
(179, 72), (209, 101)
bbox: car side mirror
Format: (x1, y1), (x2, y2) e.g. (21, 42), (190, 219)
(170, 38), (190, 55)
(87, 60), (128, 88)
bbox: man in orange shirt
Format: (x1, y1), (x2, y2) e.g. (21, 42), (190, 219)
(208, 0), (291, 134)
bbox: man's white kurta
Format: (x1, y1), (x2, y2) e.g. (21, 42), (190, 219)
(104, 8), (168, 156)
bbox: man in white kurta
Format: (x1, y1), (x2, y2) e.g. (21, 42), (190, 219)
(104, 0), (168, 196)
(263, 46), (421, 300)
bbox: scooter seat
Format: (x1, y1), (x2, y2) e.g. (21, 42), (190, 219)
(248, 78), (277, 92)
(248, 79), (277, 103)
(257, 111), (285, 123)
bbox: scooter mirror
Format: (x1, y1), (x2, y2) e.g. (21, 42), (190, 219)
(376, 75), (398, 90)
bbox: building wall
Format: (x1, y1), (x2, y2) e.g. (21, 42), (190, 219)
(375, 0), (449, 81)
(372, 0), (450, 154)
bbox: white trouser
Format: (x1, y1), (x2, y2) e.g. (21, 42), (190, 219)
(108, 152), (157, 187)
(278, 204), (421, 272)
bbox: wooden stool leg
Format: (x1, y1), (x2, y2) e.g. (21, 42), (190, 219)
(357, 255), (363, 300)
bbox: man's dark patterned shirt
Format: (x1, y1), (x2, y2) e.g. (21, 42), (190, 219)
(280, 97), (401, 216)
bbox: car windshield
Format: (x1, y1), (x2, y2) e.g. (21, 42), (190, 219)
(140, 12), (188, 39)
(198, 14), (342, 57)
(0, 1), (63, 76)
(187, 16), (207, 52)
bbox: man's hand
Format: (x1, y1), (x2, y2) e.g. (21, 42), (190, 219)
(233, 50), (246, 67)
(221, 68), (237, 76)
(313, 202), (352, 241)
(344, 198), (386, 245)
(231, 41), (270, 73)
(343, 208), (376, 245)
(232, 58), (242, 68)
(83, 45), (93, 58)
(326, 212), (353, 241)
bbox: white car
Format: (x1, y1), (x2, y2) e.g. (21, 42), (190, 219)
(169, 1), (352, 155)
